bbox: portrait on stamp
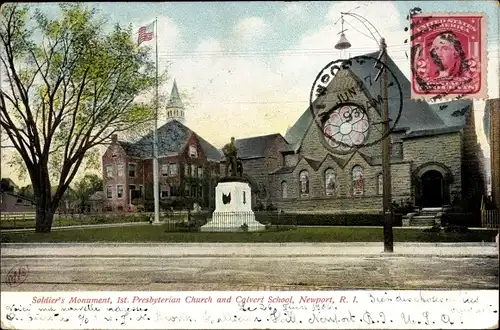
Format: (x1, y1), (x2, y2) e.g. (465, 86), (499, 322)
(410, 13), (487, 100)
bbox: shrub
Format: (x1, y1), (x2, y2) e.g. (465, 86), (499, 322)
(441, 212), (481, 228)
(265, 225), (296, 232)
(253, 201), (264, 211)
(295, 214), (384, 226)
(266, 203), (277, 211)
(255, 212), (392, 226)
(172, 221), (200, 232)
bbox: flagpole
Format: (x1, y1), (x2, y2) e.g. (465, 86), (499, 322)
(153, 17), (160, 224)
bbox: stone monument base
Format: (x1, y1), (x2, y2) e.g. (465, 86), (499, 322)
(200, 178), (265, 232)
(200, 211), (265, 232)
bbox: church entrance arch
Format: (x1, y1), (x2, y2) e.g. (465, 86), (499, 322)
(414, 163), (452, 208)
(420, 170), (444, 207)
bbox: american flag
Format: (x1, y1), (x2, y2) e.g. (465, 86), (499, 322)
(137, 22), (154, 46)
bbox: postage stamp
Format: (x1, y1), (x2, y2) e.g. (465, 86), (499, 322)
(410, 13), (487, 101)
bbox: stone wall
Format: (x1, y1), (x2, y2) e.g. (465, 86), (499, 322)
(490, 99), (500, 208)
(269, 152), (412, 213)
(404, 132), (462, 199)
(461, 110), (487, 205)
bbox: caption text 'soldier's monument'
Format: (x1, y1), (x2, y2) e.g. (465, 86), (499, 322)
(200, 137), (265, 232)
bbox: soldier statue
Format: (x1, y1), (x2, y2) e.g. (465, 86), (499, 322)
(222, 137), (238, 176)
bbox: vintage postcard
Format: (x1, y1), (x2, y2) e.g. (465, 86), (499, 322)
(410, 13), (488, 101)
(0, 1), (499, 330)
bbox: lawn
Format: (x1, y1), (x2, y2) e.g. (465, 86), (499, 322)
(0, 214), (152, 229)
(1, 225), (497, 243)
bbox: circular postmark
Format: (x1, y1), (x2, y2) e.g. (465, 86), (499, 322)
(5, 264), (29, 287)
(309, 55), (403, 153)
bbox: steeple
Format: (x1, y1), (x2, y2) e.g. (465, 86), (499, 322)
(165, 79), (185, 124)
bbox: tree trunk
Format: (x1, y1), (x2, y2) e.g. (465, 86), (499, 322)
(33, 166), (55, 233)
(35, 201), (54, 233)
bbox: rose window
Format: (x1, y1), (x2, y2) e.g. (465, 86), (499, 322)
(322, 105), (369, 152)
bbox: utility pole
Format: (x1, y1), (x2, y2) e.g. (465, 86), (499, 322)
(335, 13), (394, 253)
(153, 17), (160, 224)
(380, 38), (394, 252)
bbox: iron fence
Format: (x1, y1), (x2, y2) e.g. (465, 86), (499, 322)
(482, 209), (500, 228)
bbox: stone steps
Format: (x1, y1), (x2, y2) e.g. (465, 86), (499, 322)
(409, 215), (436, 227)
(420, 207), (444, 216)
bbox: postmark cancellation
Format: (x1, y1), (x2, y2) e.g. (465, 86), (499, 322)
(410, 13), (487, 101)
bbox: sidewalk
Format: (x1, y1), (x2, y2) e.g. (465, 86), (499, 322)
(1, 242), (498, 258)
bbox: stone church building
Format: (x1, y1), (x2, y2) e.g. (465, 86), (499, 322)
(233, 52), (486, 213)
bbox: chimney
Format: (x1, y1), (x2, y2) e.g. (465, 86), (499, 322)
(111, 134), (118, 143)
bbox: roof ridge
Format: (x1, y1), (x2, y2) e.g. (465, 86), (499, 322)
(236, 133), (282, 141)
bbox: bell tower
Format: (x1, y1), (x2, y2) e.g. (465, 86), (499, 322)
(165, 79), (185, 124)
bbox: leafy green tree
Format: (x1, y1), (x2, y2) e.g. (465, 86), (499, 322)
(0, 4), (165, 232)
(72, 173), (103, 213)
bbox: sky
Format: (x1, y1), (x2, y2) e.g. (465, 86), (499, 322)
(1, 1), (499, 186)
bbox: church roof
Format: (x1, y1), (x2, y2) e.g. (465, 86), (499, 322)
(429, 99), (473, 128)
(234, 133), (284, 159)
(271, 166), (295, 175)
(284, 51), (471, 148)
(167, 79), (184, 109)
(129, 120), (222, 161)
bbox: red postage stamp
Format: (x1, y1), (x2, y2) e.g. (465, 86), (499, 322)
(410, 13), (487, 101)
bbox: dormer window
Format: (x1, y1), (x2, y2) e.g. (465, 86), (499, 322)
(189, 145), (197, 158)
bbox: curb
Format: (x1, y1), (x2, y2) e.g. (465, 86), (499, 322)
(1, 242), (497, 247)
(2, 254), (497, 259)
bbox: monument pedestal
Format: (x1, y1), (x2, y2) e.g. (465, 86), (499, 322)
(201, 177), (265, 232)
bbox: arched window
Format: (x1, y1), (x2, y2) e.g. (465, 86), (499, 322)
(299, 170), (309, 196)
(352, 165), (364, 196)
(325, 168), (336, 196)
(281, 181), (288, 199)
(377, 173), (383, 195)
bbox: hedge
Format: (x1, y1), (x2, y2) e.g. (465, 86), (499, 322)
(165, 212), (402, 228)
(440, 212), (482, 228)
(254, 213), (398, 227)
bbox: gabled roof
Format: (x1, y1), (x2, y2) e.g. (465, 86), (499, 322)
(303, 157), (322, 171)
(284, 109), (313, 145)
(130, 120), (222, 160)
(234, 133), (284, 159)
(270, 153), (346, 176)
(118, 141), (144, 158)
(284, 51), (471, 147)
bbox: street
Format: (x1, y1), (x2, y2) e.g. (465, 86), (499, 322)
(1, 243), (498, 292)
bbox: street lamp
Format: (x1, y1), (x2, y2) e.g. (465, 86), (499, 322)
(334, 12), (394, 253)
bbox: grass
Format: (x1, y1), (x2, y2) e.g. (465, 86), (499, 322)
(1, 225), (497, 243)
(0, 214), (151, 229)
